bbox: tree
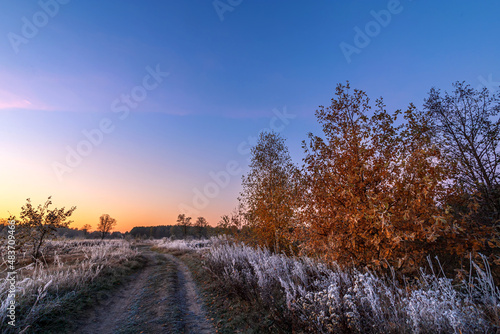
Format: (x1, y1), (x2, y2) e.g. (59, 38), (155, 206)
(216, 207), (246, 236)
(176, 213), (192, 238)
(97, 214), (117, 240)
(81, 224), (92, 237)
(300, 82), (470, 271)
(424, 82), (500, 225)
(195, 217), (209, 237)
(240, 131), (301, 252)
(14, 196), (76, 261)
(176, 213), (186, 226)
(216, 215), (233, 235)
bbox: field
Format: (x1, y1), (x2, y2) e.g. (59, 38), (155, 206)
(1, 237), (499, 333)
(0, 239), (143, 333)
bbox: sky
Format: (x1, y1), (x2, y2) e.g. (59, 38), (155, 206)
(1, 0), (499, 232)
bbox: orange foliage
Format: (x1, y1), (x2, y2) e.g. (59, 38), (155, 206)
(298, 82), (482, 271)
(236, 82), (495, 274)
(240, 132), (300, 253)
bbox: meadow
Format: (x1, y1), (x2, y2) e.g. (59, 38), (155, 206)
(0, 239), (143, 333)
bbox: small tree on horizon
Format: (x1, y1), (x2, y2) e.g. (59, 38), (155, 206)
(81, 224), (92, 237)
(195, 216), (209, 237)
(97, 214), (117, 240)
(176, 213), (192, 238)
(216, 207), (247, 236)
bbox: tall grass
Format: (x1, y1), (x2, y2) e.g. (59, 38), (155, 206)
(203, 242), (500, 333)
(0, 239), (139, 333)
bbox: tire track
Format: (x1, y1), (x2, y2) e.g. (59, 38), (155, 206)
(163, 253), (214, 334)
(75, 247), (214, 334)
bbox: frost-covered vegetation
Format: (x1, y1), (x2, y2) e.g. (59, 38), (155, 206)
(203, 242), (500, 333)
(234, 82), (500, 278)
(202, 82), (500, 332)
(149, 237), (500, 332)
(0, 239), (139, 333)
(152, 237), (215, 251)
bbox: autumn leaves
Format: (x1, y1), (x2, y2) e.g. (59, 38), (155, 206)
(239, 82), (499, 273)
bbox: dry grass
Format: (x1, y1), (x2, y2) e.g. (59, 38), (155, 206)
(204, 243), (500, 333)
(0, 239), (142, 333)
(155, 238), (500, 333)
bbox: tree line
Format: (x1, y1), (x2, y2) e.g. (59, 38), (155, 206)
(227, 81), (500, 276)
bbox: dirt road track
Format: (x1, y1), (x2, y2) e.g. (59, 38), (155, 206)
(76, 247), (214, 334)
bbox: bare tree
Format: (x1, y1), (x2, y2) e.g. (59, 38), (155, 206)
(97, 214), (117, 240)
(195, 216), (208, 237)
(424, 81), (500, 224)
(217, 206), (247, 236)
(217, 215), (231, 234)
(176, 213), (185, 225)
(184, 217), (192, 237)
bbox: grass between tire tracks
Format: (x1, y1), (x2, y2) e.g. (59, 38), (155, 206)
(155, 247), (280, 334)
(115, 252), (185, 334)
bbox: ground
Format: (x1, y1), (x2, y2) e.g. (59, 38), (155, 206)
(75, 245), (214, 334)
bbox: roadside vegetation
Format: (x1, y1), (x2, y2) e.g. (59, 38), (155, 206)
(184, 81), (500, 333)
(156, 237), (500, 333)
(157, 81), (500, 332)
(153, 237), (279, 333)
(0, 239), (144, 333)
(233, 82), (500, 275)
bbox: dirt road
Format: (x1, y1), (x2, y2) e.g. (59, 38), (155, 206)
(76, 247), (214, 334)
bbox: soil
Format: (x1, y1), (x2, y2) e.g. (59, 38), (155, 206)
(75, 246), (214, 334)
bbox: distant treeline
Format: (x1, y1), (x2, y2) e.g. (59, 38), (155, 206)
(0, 223), (222, 240)
(129, 225), (220, 239)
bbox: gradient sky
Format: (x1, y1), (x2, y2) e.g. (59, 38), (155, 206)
(1, 1), (499, 232)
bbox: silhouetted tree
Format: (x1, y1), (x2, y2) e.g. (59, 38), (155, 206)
(176, 213), (192, 238)
(81, 224), (92, 237)
(195, 216), (209, 237)
(424, 81), (500, 225)
(97, 214), (117, 240)
(14, 196), (76, 261)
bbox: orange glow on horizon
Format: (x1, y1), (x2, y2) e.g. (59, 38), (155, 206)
(1, 196), (222, 233)
(0, 143), (230, 234)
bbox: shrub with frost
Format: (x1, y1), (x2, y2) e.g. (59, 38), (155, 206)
(0, 239), (139, 333)
(153, 237), (216, 251)
(204, 243), (500, 333)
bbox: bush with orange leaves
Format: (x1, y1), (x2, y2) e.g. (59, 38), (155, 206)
(297, 82), (482, 272)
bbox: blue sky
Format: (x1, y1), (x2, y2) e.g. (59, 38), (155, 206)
(1, 0), (499, 231)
